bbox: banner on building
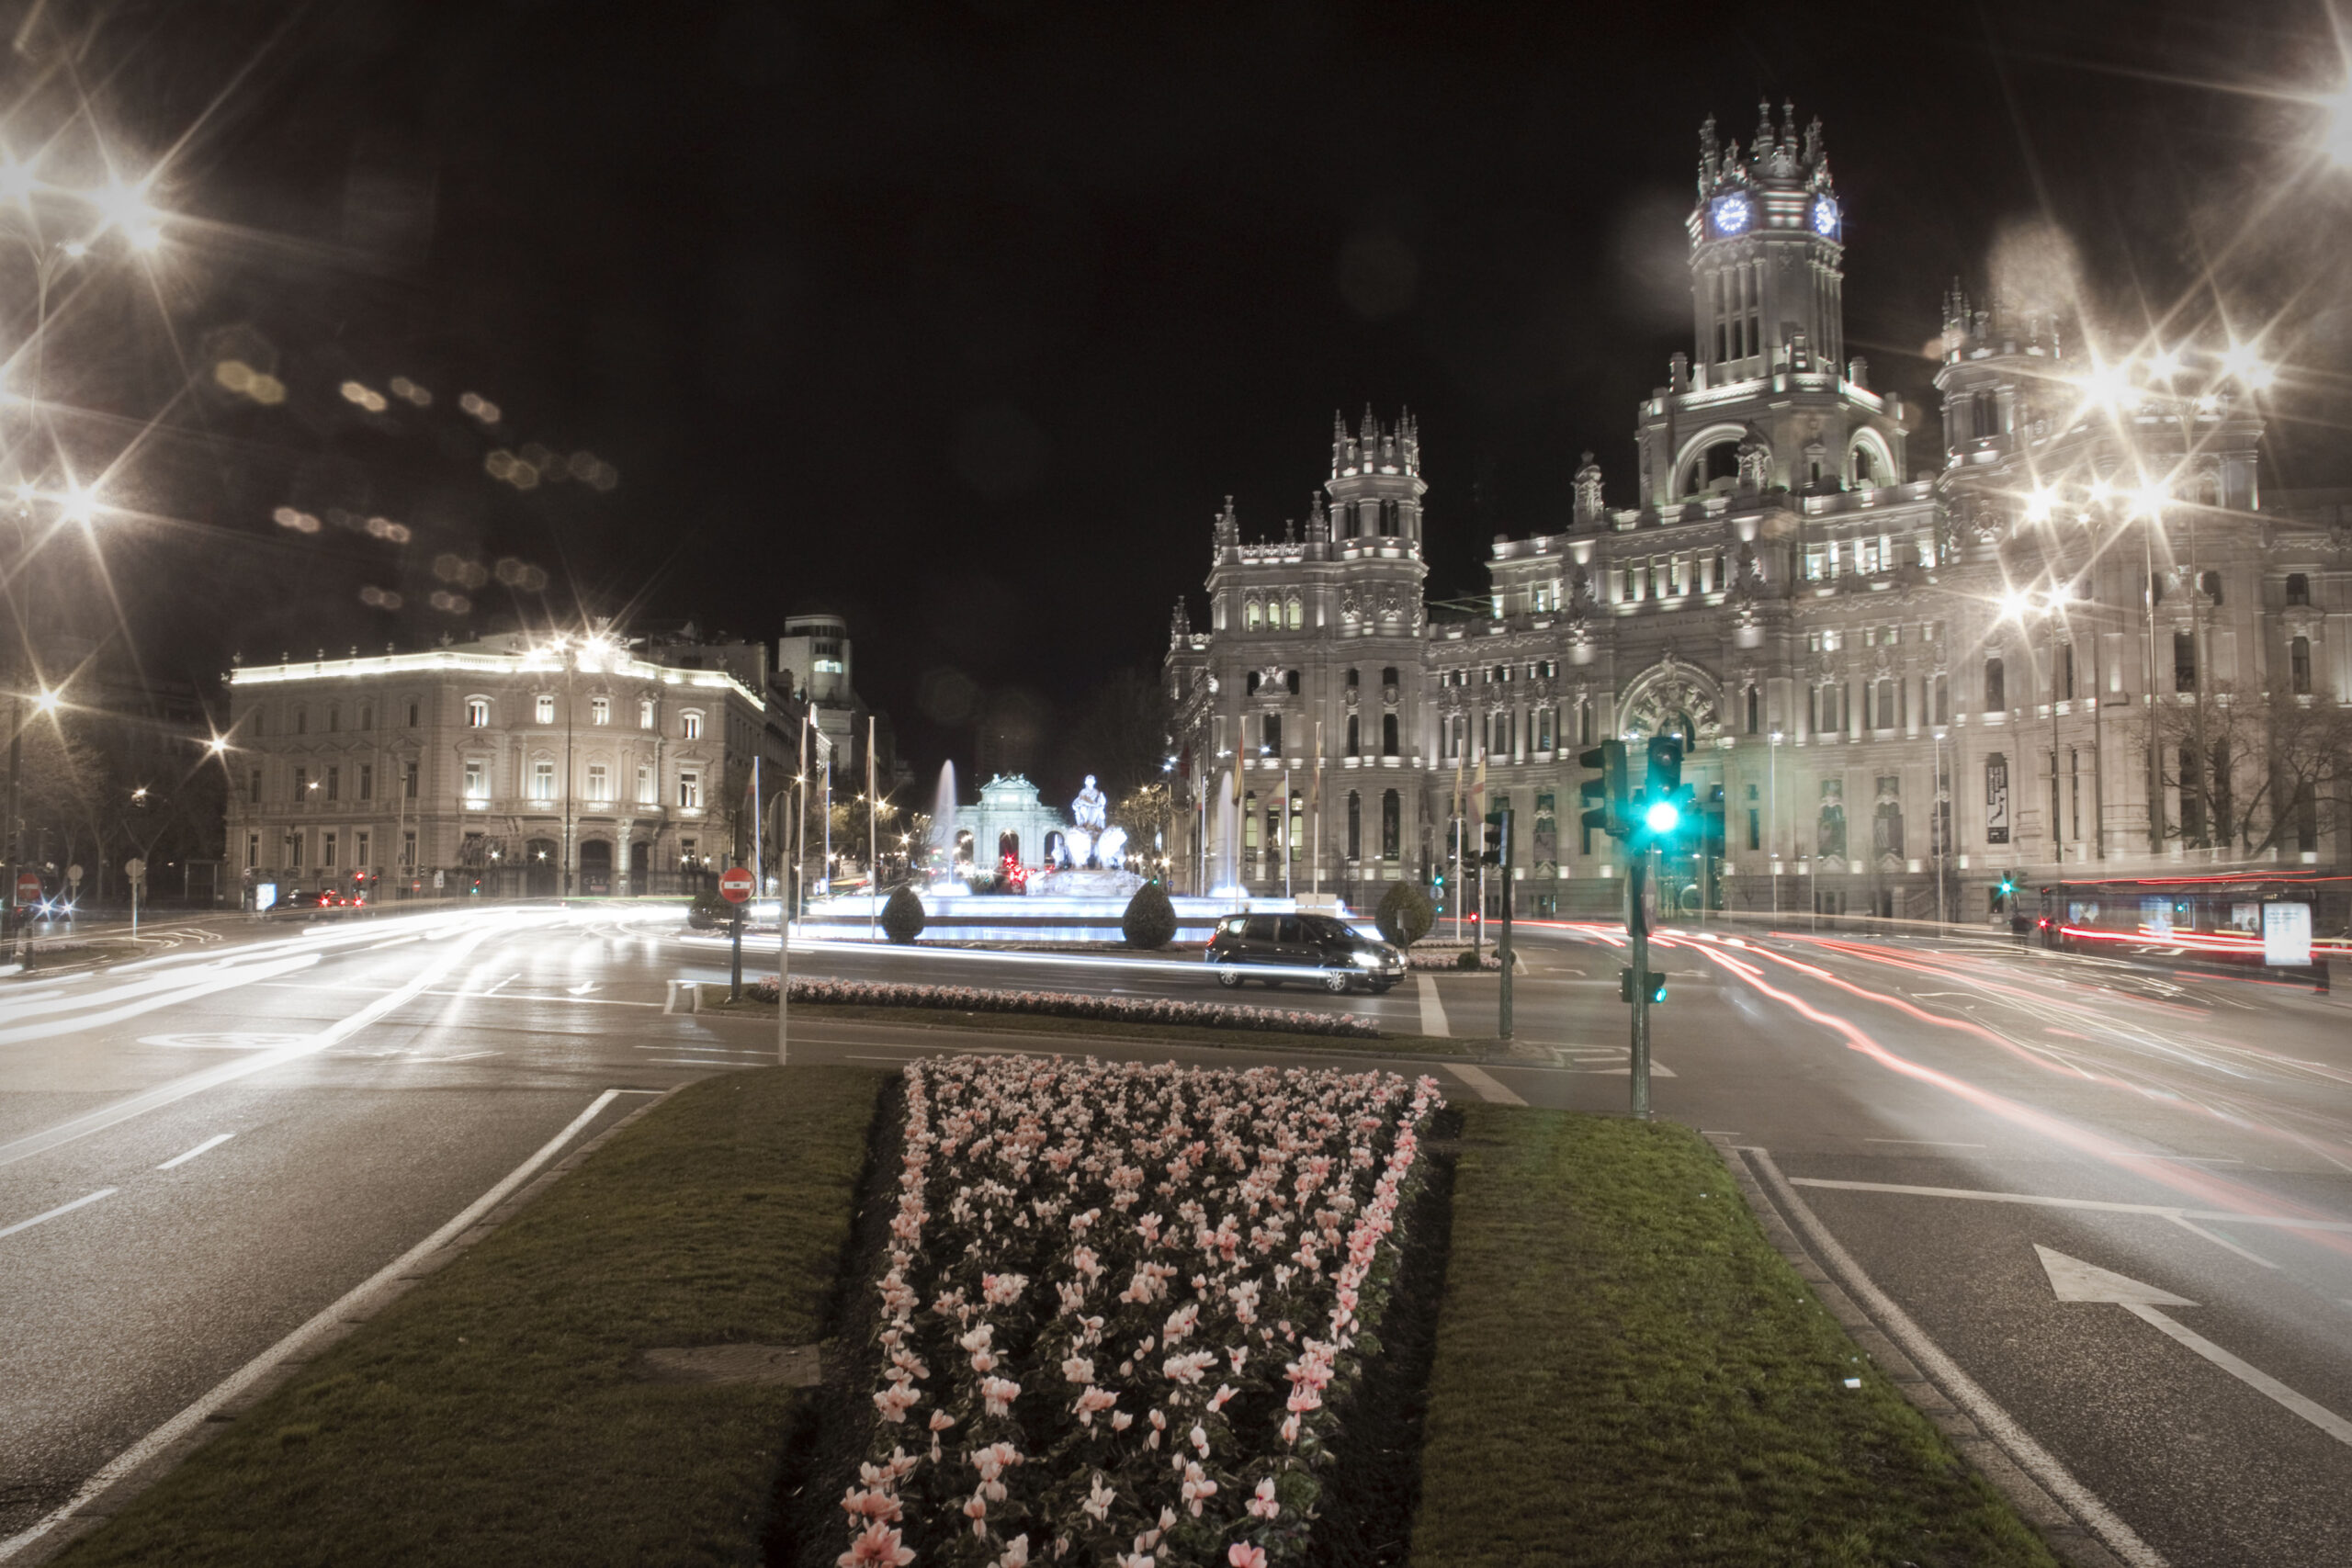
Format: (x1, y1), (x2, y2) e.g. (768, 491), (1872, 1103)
(1984, 754), (2010, 845)
(1532, 791), (1557, 877)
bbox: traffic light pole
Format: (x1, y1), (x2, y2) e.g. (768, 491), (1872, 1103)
(1497, 807), (1513, 1042)
(1627, 849), (1653, 1120)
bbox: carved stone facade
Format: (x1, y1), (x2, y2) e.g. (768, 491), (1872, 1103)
(1167, 104), (2342, 920)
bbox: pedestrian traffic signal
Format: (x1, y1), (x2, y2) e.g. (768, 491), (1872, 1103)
(1480, 810), (1507, 866)
(1578, 740), (1628, 840)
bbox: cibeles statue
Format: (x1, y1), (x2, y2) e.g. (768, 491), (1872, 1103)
(1072, 775), (1109, 832)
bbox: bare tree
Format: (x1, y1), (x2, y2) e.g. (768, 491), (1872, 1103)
(2129, 682), (2352, 855)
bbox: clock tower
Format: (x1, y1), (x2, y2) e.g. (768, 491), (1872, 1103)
(1632, 101), (1905, 508)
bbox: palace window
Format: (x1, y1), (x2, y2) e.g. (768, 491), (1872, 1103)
(537, 694), (556, 724)
(1382, 712), (1399, 756)
(2174, 632), (2197, 693)
(591, 696), (611, 725)
(1381, 790), (1401, 859)
(681, 710), (703, 739)
(2292, 637), (2312, 695)
(678, 769), (701, 809)
(638, 763), (655, 804)
(1346, 792), (1362, 858)
(587, 763), (611, 801)
(466, 697), (490, 728)
(463, 760), (486, 800)
(639, 697), (656, 728)
(1345, 712), (1360, 754)
(1244, 600), (1262, 630)
(1984, 657), (2006, 710)
(532, 761), (555, 801)
(359, 764), (373, 801)
(2287, 573), (2311, 606)
(325, 766), (340, 802)
(1285, 596), (1303, 630)
(404, 761), (419, 799)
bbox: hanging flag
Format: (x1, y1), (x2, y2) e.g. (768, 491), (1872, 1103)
(1307, 721), (1322, 814)
(1451, 735), (1466, 821)
(1471, 740), (1487, 816)
(1229, 748), (1243, 808)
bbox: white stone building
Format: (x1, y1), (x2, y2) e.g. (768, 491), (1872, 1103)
(1169, 102), (2335, 922)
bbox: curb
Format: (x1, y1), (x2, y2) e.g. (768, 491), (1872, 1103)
(1706, 1133), (2132, 1568)
(8, 1088), (684, 1567)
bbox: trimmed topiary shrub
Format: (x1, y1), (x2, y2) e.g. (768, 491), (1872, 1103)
(1376, 880), (1435, 949)
(1121, 881), (1178, 949)
(1455, 948), (1483, 970)
(880, 885), (927, 944)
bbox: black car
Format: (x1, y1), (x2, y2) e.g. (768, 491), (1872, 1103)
(1204, 912), (1405, 994)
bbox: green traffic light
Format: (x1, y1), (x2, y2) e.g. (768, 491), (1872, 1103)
(1643, 799), (1681, 833)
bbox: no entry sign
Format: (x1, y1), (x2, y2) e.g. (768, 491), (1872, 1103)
(718, 867), (755, 904)
(14, 871), (41, 906)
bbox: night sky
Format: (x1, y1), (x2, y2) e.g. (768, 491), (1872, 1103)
(23, 0), (2352, 784)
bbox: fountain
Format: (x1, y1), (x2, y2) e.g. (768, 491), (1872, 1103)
(797, 761), (1351, 942)
(927, 761), (959, 886)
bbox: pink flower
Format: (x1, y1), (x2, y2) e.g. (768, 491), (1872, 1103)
(841, 1488), (902, 1524)
(839, 1522), (915, 1567)
(1228, 1548), (1268, 1568)
(982, 1376), (1022, 1416)
(1249, 1477), (1280, 1518)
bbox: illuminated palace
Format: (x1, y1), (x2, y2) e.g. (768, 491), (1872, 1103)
(1168, 101), (2349, 920)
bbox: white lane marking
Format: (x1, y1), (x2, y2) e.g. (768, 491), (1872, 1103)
(478, 973), (519, 996)
(0, 924), (503, 1171)
(1787, 1176), (2352, 1234)
(1747, 1150), (2167, 1568)
(2033, 1247), (2352, 1448)
(0, 953), (323, 1044)
(138, 1032), (311, 1051)
(567, 982), (599, 996)
(1864, 1138), (1986, 1147)
(2165, 1213), (2278, 1269)
(644, 1057), (753, 1067)
(368, 935), (421, 950)
(1446, 1063), (1526, 1105)
(0, 1089), (624, 1564)
(1416, 975), (1450, 1038)
(156, 1134), (236, 1170)
(0, 1188), (118, 1241)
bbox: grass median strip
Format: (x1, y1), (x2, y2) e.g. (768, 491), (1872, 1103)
(1408, 1106), (2061, 1568)
(58, 1066), (888, 1568)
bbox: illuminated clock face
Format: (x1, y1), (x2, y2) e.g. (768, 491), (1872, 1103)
(1811, 196), (1841, 238)
(1710, 192), (1753, 236)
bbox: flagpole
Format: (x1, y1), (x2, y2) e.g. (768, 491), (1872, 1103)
(1282, 762), (1292, 901)
(1311, 719), (1322, 902)
(780, 709), (808, 1066)
(866, 715), (878, 942)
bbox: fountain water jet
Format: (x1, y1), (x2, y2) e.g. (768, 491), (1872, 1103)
(928, 762), (959, 878)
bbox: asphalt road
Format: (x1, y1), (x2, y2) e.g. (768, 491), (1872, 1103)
(2, 902), (2347, 1567)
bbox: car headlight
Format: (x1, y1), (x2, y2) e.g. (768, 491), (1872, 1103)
(1351, 951), (1381, 967)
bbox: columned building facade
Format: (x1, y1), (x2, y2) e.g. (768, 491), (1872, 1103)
(224, 630), (783, 902)
(1170, 103), (2335, 922)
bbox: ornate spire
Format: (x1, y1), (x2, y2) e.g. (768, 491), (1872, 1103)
(1697, 113), (1721, 193)
(1330, 410), (1349, 477)
(1573, 451), (1604, 525)
(1214, 495), (1239, 550)
(1170, 597), (1191, 638)
(1306, 492), (1329, 544)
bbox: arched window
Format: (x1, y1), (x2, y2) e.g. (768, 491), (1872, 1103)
(2200, 570), (2223, 607)
(1345, 668), (1360, 688)
(1261, 714), (1283, 755)
(1380, 500), (1399, 536)
(1381, 790), (1401, 859)
(1346, 792), (1362, 859)
(1243, 793), (1259, 851)
(1875, 679), (1895, 730)
(465, 697), (490, 728)
(1382, 712), (1399, 756)
(295, 706), (308, 735)
(1381, 666), (1399, 687)
(1246, 671), (1261, 694)
(1746, 684), (1761, 734)
(2291, 636), (2312, 695)
(1244, 600), (1262, 630)
(1285, 596), (1303, 630)
(1983, 659), (2005, 712)
(2287, 573), (2311, 606)
(1284, 670), (1300, 694)
(1850, 444), (1877, 486)
(1687, 440), (1739, 496)
(2174, 632), (2197, 692)
(1345, 712), (1360, 754)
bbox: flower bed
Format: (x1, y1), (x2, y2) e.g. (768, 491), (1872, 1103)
(745, 977), (1381, 1040)
(1404, 951), (1500, 972)
(837, 1057), (1442, 1568)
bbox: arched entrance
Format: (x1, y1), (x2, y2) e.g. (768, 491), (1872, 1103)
(997, 829), (1020, 865)
(628, 841), (650, 887)
(525, 838), (559, 897)
(579, 840), (613, 896)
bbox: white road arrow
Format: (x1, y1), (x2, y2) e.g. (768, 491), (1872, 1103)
(2035, 1245), (2352, 1448)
